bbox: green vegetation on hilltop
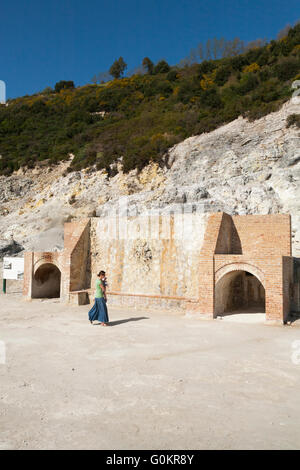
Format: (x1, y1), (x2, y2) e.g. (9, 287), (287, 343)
(0, 24), (300, 176)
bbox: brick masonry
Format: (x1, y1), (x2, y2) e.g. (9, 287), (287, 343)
(23, 212), (299, 324)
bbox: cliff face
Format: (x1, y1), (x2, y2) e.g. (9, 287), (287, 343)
(0, 99), (299, 261)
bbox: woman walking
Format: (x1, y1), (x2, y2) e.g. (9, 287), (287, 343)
(88, 271), (109, 326)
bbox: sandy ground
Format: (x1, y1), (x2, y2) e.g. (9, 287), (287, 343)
(1, 293), (300, 450)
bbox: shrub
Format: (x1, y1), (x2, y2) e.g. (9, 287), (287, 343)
(197, 60), (216, 78)
(143, 78), (173, 97)
(154, 60), (170, 74)
(237, 73), (259, 94)
(200, 88), (223, 108)
(200, 72), (216, 90)
(275, 57), (300, 80)
(177, 82), (196, 103)
(54, 81), (75, 93)
(292, 44), (300, 55)
(229, 55), (248, 71)
(42, 86), (54, 94)
(214, 65), (231, 86)
(258, 66), (272, 81)
(243, 62), (260, 73)
(286, 114), (300, 128)
(167, 69), (179, 81)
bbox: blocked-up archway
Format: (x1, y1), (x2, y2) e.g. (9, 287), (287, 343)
(215, 269), (265, 317)
(32, 263), (61, 299)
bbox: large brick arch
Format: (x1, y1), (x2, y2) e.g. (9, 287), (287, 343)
(215, 262), (265, 287)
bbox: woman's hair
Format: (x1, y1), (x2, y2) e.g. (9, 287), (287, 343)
(97, 270), (106, 277)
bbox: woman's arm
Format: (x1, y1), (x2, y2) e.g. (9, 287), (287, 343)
(100, 280), (107, 301)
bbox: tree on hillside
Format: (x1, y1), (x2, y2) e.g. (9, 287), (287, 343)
(109, 57), (127, 79)
(128, 65), (145, 77)
(142, 57), (154, 74)
(54, 81), (75, 92)
(181, 36), (245, 65)
(211, 37), (226, 59)
(91, 71), (111, 84)
(198, 43), (204, 61)
(223, 38), (245, 57)
(206, 39), (212, 60)
(154, 60), (170, 74)
(245, 38), (267, 51)
(212, 37), (219, 59)
(277, 24), (292, 40)
(189, 48), (198, 63)
(42, 86), (53, 94)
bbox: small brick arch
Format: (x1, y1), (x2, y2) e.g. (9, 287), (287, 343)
(215, 262), (265, 287)
(32, 262), (62, 299)
(33, 257), (61, 275)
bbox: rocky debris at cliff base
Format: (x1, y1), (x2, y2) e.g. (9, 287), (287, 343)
(0, 239), (23, 258)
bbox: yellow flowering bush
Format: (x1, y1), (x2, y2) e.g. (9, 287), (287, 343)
(243, 63), (260, 73)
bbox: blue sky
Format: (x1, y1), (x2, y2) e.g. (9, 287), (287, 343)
(1, 0), (299, 99)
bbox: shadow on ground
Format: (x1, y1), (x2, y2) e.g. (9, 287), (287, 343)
(287, 312), (300, 325)
(96, 316), (149, 326)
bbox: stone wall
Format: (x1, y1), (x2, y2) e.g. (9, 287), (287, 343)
(90, 213), (209, 300)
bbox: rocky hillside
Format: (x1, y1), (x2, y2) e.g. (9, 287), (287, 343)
(0, 99), (299, 266)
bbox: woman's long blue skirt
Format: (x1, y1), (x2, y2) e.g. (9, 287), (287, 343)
(88, 298), (109, 323)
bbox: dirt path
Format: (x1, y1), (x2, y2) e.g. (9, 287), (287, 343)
(1, 293), (300, 450)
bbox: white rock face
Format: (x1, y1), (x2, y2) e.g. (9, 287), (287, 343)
(0, 99), (299, 258)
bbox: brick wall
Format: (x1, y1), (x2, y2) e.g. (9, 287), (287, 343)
(22, 211), (295, 324)
(231, 214), (291, 257)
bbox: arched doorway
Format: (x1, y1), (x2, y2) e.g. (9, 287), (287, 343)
(215, 270), (265, 317)
(32, 263), (61, 299)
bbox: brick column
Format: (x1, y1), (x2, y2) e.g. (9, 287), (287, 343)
(23, 252), (34, 300)
(60, 254), (71, 303)
(264, 256), (290, 323)
(198, 257), (215, 317)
